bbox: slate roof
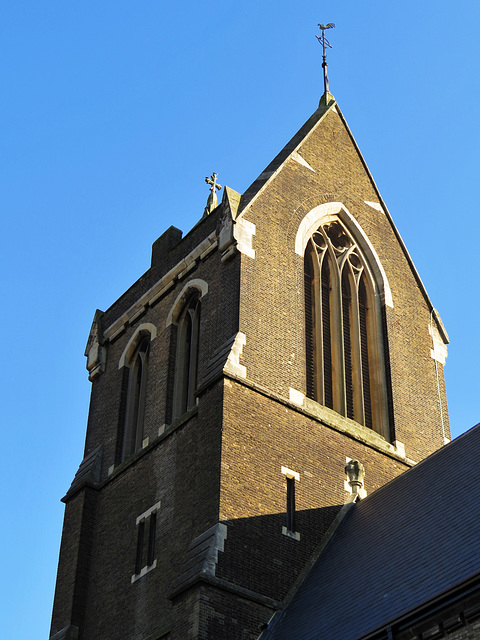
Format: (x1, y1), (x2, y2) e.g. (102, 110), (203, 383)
(264, 423), (480, 640)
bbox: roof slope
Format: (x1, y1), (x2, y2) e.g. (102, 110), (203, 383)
(265, 423), (480, 640)
(239, 100), (334, 212)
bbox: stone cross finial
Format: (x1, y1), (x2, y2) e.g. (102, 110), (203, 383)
(204, 172), (222, 216)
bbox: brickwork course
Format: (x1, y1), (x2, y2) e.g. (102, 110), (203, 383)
(49, 94), (462, 640)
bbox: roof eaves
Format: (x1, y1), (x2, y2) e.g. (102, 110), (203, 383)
(356, 571), (480, 640)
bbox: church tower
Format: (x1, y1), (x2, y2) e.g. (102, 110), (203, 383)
(50, 75), (449, 639)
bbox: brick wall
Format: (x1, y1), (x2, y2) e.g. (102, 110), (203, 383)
(216, 379), (409, 608)
(51, 100), (451, 640)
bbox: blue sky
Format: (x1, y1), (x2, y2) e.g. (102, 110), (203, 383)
(2, 2), (479, 638)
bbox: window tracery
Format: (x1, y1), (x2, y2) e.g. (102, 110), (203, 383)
(304, 219), (390, 438)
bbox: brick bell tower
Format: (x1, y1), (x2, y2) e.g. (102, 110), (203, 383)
(50, 81), (450, 639)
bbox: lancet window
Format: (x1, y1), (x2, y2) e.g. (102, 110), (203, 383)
(304, 219), (389, 438)
(122, 336), (150, 460)
(172, 294), (201, 419)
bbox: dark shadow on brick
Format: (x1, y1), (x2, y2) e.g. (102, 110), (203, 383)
(216, 505), (343, 601)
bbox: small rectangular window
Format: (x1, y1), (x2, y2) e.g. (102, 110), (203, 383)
(131, 501), (161, 583)
(286, 477), (296, 532)
(281, 467), (300, 541)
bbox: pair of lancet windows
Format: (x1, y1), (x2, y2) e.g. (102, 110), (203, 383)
(304, 219), (389, 438)
(119, 291), (202, 464)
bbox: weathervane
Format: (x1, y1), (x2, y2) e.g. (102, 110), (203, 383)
(316, 23), (335, 96)
(204, 172), (222, 216)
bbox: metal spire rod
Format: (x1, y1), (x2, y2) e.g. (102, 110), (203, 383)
(316, 23), (335, 96)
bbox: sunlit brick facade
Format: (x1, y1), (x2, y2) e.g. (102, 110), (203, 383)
(50, 95), (451, 640)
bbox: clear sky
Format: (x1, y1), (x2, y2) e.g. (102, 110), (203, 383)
(2, 2), (479, 638)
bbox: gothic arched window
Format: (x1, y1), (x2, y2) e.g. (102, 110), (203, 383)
(122, 336), (150, 460)
(172, 294), (201, 419)
(304, 219), (390, 438)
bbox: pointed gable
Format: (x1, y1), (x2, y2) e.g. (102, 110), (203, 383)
(234, 98), (449, 462)
(238, 98), (445, 331)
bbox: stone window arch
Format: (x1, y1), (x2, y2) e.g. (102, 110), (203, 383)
(303, 217), (390, 438)
(119, 323), (157, 369)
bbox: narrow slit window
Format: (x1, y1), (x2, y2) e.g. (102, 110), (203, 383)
(281, 467), (300, 540)
(147, 511), (157, 567)
(135, 520), (145, 576)
(286, 477), (296, 532)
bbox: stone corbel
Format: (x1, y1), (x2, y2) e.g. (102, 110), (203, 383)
(84, 310), (106, 381)
(345, 458), (367, 500)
